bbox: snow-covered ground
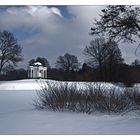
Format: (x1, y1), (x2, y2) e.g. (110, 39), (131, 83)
(0, 79), (122, 90)
(0, 79), (140, 134)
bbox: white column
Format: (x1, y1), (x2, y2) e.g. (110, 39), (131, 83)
(32, 69), (33, 78)
(45, 68), (47, 78)
(46, 68), (48, 78)
(30, 68), (32, 78)
(37, 67), (40, 78)
(46, 69), (47, 78)
(44, 68), (46, 79)
(42, 69), (44, 78)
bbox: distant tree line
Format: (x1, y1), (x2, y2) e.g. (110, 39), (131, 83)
(1, 31), (140, 84)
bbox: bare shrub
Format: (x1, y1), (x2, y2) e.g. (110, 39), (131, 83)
(85, 84), (131, 113)
(124, 87), (140, 105)
(34, 81), (133, 114)
(95, 89), (130, 113)
(34, 82), (86, 112)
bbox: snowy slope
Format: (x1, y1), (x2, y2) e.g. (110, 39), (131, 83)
(0, 79), (120, 90)
(0, 79), (42, 90)
(0, 79), (140, 134)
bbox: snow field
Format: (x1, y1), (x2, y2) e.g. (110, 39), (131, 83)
(0, 79), (140, 134)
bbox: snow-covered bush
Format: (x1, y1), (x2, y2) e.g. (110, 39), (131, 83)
(88, 85), (131, 113)
(124, 87), (140, 105)
(34, 82), (90, 113)
(34, 81), (133, 114)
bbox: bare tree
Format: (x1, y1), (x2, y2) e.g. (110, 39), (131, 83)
(104, 39), (124, 81)
(91, 6), (140, 43)
(2, 65), (15, 75)
(28, 59), (36, 66)
(84, 38), (124, 80)
(131, 59), (140, 66)
(55, 53), (80, 72)
(105, 40), (124, 64)
(83, 38), (108, 79)
(36, 57), (50, 68)
(28, 57), (50, 68)
(0, 30), (23, 74)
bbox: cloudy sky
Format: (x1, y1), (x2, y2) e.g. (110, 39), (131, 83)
(0, 5), (139, 68)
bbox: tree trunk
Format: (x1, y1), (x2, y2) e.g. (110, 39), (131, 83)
(99, 62), (103, 81)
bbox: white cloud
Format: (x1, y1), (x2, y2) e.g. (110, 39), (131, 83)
(50, 7), (63, 17)
(0, 6), (63, 32)
(6, 5), (63, 17)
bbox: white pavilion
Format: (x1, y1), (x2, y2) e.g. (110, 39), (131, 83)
(28, 62), (47, 79)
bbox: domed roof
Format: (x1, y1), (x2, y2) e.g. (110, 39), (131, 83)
(33, 62), (43, 66)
